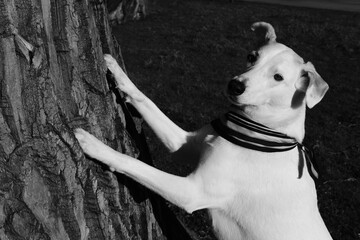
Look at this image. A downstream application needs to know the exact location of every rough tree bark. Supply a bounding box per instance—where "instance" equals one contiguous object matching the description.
[0,0,191,239]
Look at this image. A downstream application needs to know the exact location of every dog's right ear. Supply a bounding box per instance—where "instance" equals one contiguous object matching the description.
[251,22,277,45]
[295,62,329,108]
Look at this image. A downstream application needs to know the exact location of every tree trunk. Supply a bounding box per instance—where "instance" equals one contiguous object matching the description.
[0,0,191,239]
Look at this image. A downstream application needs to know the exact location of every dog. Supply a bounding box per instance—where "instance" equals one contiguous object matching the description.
[75,22,333,240]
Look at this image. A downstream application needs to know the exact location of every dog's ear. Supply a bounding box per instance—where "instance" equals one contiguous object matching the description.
[251,22,277,45]
[295,62,329,108]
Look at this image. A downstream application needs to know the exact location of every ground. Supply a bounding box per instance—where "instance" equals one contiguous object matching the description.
[112,1,360,239]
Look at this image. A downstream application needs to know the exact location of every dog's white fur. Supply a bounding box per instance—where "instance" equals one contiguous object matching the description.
[75,23,332,240]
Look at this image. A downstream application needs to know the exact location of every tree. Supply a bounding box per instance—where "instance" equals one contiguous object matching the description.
[0,0,191,239]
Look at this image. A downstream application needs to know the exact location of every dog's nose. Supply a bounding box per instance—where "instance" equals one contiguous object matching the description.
[228,79,246,95]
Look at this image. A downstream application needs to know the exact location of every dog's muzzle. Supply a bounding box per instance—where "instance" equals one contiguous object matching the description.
[228,79,246,96]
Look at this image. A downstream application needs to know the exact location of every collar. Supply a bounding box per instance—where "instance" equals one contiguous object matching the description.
[211,111,319,182]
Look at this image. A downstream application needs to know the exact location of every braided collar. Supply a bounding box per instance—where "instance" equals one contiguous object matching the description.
[211,111,319,182]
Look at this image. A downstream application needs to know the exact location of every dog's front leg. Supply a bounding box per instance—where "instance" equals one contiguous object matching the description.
[75,128,206,213]
[104,54,189,152]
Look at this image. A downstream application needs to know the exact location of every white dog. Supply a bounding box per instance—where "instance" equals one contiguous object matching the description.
[75,22,333,240]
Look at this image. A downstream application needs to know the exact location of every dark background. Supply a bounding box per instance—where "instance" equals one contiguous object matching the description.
[113,1,360,239]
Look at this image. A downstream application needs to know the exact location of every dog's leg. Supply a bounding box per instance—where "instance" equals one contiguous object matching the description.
[104,54,189,152]
[75,128,208,213]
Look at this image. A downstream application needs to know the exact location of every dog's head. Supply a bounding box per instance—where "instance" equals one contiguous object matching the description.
[227,22,329,140]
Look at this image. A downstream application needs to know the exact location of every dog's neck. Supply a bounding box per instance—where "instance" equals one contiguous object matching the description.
[229,105,306,143]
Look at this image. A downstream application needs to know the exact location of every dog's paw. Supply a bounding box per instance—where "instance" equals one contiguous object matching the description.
[74,128,114,164]
[104,54,121,74]
[104,54,135,94]
[75,128,100,158]
[75,128,126,172]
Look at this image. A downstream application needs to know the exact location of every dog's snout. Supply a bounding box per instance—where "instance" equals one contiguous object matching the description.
[228,79,246,96]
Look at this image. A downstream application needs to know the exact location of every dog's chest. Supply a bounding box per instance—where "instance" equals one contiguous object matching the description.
[201,143,319,239]
[199,133,311,200]
[191,126,319,234]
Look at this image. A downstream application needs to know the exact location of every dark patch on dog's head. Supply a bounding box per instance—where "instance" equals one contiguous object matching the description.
[291,90,306,109]
[291,70,309,108]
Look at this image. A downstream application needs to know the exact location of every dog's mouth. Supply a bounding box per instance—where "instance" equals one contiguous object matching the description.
[227,91,258,109]
[227,94,244,106]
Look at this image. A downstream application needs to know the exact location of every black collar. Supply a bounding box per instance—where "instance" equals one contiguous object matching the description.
[211,111,319,182]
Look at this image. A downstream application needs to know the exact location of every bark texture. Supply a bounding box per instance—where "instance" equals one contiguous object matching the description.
[0,0,190,239]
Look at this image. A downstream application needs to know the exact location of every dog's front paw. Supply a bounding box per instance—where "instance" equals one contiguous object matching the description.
[104,54,136,94]
[75,128,101,158]
[104,54,122,75]
[74,128,116,165]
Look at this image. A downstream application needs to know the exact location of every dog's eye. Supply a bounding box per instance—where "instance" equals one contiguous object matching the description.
[274,74,284,81]
[247,52,258,64]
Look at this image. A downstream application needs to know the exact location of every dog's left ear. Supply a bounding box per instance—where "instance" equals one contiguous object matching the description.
[295,62,329,108]
[251,22,277,46]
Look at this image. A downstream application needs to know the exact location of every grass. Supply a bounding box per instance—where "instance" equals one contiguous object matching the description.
[112,1,360,239]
